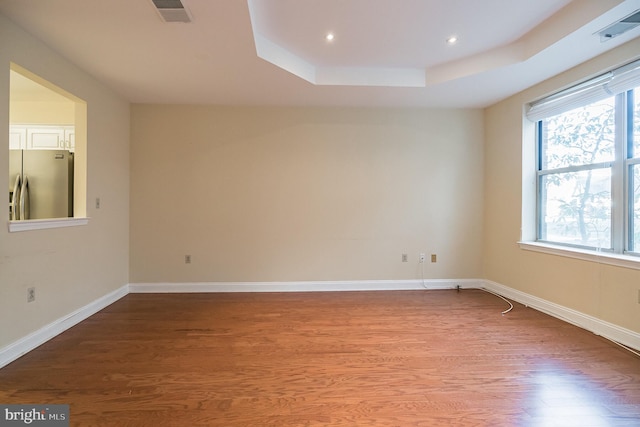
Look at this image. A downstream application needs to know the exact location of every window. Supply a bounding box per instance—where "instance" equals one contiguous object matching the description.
[631,88,640,251]
[8,63,88,232]
[528,60,640,256]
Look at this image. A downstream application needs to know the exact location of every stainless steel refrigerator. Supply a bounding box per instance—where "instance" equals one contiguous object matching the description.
[9,149,74,220]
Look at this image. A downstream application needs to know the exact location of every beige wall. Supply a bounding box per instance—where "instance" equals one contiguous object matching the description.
[10,101,74,124]
[484,37,640,334]
[0,14,130,348]
[130,106,484,283]
[5,5,638,357]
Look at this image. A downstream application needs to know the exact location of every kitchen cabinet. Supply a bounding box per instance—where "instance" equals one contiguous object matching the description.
[64,128,75,151]
[10,124,75,151]
[9,126,26,149]
[27,126,65,150]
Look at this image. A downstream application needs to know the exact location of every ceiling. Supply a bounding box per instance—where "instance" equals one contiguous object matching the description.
[1,0,640,108]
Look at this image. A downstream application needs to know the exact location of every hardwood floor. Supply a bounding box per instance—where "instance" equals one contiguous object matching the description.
[1,290,639,426]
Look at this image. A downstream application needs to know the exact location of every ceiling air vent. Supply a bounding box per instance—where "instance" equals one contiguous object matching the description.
[152,0,192,23]
[598,10,640,42]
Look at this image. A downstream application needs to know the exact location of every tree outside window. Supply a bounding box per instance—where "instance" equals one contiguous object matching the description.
[537,88,640,254]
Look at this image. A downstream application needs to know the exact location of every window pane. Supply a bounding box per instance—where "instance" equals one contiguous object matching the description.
[541,97,615,170]
[633,88,640,159]
[540,168,611,248]
[632,164,640,252]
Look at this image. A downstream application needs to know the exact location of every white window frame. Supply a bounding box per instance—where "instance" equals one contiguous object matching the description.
[520,59,640,269]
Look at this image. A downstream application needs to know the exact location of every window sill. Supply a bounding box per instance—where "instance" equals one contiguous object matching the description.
[8,217,89,233]
[518,241,640,271]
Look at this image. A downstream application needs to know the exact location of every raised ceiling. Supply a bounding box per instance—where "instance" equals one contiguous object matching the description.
[1,0,640,108]
[248,0,571,87]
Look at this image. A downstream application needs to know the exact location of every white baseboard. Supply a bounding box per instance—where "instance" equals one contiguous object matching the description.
[481,280,640,352]
[129,279,483,293]
[2,278,638,369]
[0,285,129,369]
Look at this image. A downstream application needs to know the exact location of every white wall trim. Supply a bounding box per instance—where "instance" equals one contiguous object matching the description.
[481,279,640,352]
[129,279,483,293]
[8,217,90,233]
[2,278,638,369]
[0,285,128,369]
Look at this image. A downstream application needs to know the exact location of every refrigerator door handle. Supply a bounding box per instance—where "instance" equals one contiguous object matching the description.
[19,175,30,220]
[11,173,21,220]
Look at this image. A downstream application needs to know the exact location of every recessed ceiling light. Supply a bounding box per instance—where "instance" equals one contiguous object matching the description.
[446,36,458,45]
[326,33,335,42]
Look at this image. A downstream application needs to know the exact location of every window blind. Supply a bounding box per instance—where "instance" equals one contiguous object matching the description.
[526,58,640,122]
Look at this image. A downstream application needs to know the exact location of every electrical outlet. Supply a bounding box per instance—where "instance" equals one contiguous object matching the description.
[431,254,437,263]
[95,197,101,209]
[27,287,35,303]
[401,254,408,262]
[419,253,425,263]
[185,255,191,264]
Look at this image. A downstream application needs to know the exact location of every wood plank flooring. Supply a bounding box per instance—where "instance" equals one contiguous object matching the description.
[1,290,639,426]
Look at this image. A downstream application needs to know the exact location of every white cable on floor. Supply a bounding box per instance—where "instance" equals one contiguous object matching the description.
[479,287,514,315]
[479,287,640,358]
